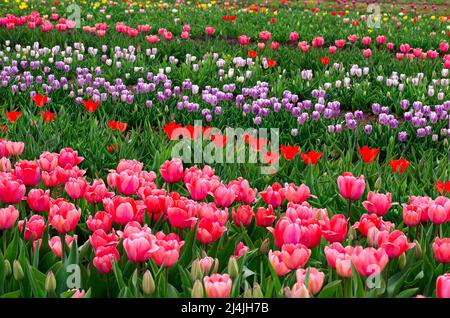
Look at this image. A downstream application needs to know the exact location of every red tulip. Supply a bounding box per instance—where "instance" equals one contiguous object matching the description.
[436,181,450,195]
[196,218,227,245]
[32,94,48,107]
[377,230,414,258]
[6,111,22,123]
[390,158,411,174]
[40,110,55,123]
[160,159,183,183]
[300,150,322,165]
[320,57,329,65]
[103,196,138,225]
[280,144,300,160]
[357,146,379,163]
[232,205,253,227]
[255,205,276,227]
[86,211,113,233]
[13,160,40,186]
[82,100,99,112]
[321,214,348,243]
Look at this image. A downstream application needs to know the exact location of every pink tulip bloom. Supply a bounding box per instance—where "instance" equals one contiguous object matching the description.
[428,204,449,224]
[204,274,232,298]
[19,215,46,240]
[351,246,389,277]
[376,35,386,45]
[49,235,77,258]
[205,26,215,36]
[335,256,353,278]
[377,230,414,258]
[361,36,371,46]
[363,48,372,58]
[58,148,84,168]
[295,267,325,295]
[103,196,138,225]
[348,34,357,43]
[123,231,158,263]
[259,30,271,41]
[400,43,410,53]
[324,242,354,269]
[337,172,365,201]
[269,250,291,276]
[84,179,114,204]
[362,192,394,216]
[86,211,113,233]
[312,36,324,48]
[232,205,253,227]
[186,176,211,201]
[13,160,40,186]
[284,183,312,204]
[151,231,184,267]
[65,177,88,199]
[212,185,235,207]
[233,242,250,259]
[289,31,299,42]
[26,189,51,213]
[0,205,19,230]
[437,274,450,298]
[89,229,119,251]
[93,246,120,274]
[433,237,450,263]
[260,182,285,208]
[196,218,227,245]
[335,39,345,48]
[281,243,311,270]
[49,200,81,234]
[321,214,348,243]
[402,204,422,226]
[255,205,276,227]
[38,151,59,171]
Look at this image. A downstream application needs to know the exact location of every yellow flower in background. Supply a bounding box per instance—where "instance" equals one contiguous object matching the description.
[19,1,27,9]
[431,16,436,20]
[383,17,388,21]
[368,28,373,33]
[403,16,408,20]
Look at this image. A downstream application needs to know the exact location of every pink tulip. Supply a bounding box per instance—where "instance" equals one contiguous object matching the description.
[151,231,184,267]
[361,36,371,46]
[58,148,84,168]
[205,26,215,36]
[103,196,138,225]
[84,179,114,204]
[433,237,450,263]
[196,256,219,274]
[0,205,19,230]
[386,42,394,50]
[284,282,310,298]
[281,243,311,270]
[284,183,312,203]
[427,50,439,59]
[123,231,158,262]
[255,205,276,227]
[348,34,357,43]
[337,172,365,201]
[232,205,253,227]
[362,192,394,216]
[237,35,250,46]
[351,246,389,277]
[196,218,227,245]
[212,185,235,207]
[335,39,345,48]
[19,215,46,240]
[5,141,24,156]
[321,214,348,243]
[13,160,40,186]
[233,242,250,259]
[324,243,354,269]
[402,204,422,226]
[270,41,279,50]
[312,36,324,47]
[166,199,197,229]
[289,31,299,42]
[376,35,386,45]
[65,177,88,199]
[428,204,449,224]
[93,246,120,274]
[89,229,118,251]
[377,230,414,258]
[26,189,51,213]
[49,235,77,258]
[86,211,113,233]
[269,250,291,275]
[0,176,26,204]
[400,43,410,53]
[295,267,325,295]
[204,274,232,298]
[38,151,59,171]
[259,30,271,41]
[328,46,337,54]
[335,256,353,278]
[363,48,372,58]
[49,200,81,234]
[260,182,285,208]
[186,176,211,201]
[352,213,394,237]
[437,274,450,298]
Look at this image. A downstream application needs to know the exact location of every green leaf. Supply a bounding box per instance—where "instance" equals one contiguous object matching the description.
[396,288,419,298]
[318,280,342,298]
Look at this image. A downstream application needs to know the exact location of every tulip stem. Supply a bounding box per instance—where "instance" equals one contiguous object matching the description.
[2,230,6,253]
[60,233,66,261]
[165,267,169,298]
[347,200,352,221]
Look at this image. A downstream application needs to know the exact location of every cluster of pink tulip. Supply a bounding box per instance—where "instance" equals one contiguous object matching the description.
[1,139,450,297]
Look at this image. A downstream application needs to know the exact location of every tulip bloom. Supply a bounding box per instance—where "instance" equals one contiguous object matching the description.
[390,158,411,174]
[295,267,325,295]
[281,243,311,270]
[123,231,158,263]
[86,211,113,233]
[232,205,253,227]
[212,185,235,208]
[377,230,414,258]
[351,247,389,277]
[280,144,300,160]
[284,183,312,204]
[49,200,81,234]
[436,274,450,298]
[357,146,379,163]
[362,192,394,216]
[186,176,211,201]
[26,189,51,213]
[13,160,40,186]
[337,172,365,201]
[300,150,322,165]
[103,196,138,225]
[321,214,348,243]
[268,250,291,276]
[255,205,276,227]
[428,204,449,224]
[0,205,19,230]
[196,218,227,245]
[203,274,232,298]
[433,237,450,263]
[402,204,422,227]
[19,215,46,240]
[160,159,183,183]
[49,235,77,258]
[260,182,285,208]
[93,246,120,274]
[151,232,184,267]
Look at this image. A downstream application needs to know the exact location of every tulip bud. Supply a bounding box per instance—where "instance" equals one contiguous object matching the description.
[4,260,11,277]
[243,288,252,298]
[190,260,202,281]
[253,283,263,298]
[45,271,56,293]
[374,177,382,190]
[227,257,239,279]
[414,240,422,259]
[347,227,356,242]
[191,280,204,298]
[260,238,270,254]
[13,260,24,281]
[142,270,155,295]
[398,253,406,270]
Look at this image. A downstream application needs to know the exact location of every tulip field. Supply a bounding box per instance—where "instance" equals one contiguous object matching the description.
[0,0,450,300]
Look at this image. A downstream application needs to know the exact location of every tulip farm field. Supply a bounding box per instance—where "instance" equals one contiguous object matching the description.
[0,0,449,302]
